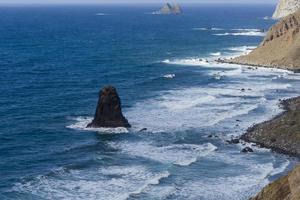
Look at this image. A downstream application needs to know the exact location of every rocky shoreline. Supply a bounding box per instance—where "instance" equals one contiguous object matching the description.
[217,59,300,73]
[241,96,300,157]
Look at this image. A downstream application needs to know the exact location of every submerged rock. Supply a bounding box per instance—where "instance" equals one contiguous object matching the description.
[87,86,131,128]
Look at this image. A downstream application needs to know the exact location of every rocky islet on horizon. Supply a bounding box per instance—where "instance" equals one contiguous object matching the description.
[152,3,182,15]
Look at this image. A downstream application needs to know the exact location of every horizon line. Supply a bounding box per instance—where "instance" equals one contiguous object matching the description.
[0,2,277,6]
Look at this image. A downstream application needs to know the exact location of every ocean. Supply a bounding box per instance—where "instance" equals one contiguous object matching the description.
[1,4,300,200]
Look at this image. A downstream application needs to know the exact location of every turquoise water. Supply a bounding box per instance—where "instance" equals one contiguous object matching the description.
[1,4,300,200]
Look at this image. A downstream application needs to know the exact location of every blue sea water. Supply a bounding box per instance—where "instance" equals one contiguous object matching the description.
[1,4,300,200]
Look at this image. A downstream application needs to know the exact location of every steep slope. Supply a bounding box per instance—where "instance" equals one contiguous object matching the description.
[273,0,300,19]
[229,10,300,71]
[250,165,300,200]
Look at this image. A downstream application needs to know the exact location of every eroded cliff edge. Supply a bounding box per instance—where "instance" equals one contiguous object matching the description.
[227,10,300,72]
[273,0,300,19]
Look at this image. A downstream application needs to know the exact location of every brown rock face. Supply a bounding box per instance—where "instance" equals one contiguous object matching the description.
[230,9,300,71]
[263,14,300,45]
[250,165,300,200]
[87,86,131,128]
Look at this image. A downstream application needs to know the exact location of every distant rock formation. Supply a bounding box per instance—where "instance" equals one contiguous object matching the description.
[273,0,300,19]
[153,3,182,15]
[228,10,300,71]
[250,165,300,200]
[87,86,131,128]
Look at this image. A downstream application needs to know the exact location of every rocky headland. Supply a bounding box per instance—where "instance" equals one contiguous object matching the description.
[273,0,300,19]
[87,86,131,128]
[225,9,300,72]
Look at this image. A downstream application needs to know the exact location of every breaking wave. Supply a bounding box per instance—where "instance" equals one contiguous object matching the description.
[108,141,218,166]
[214,31,266,37]
[67,117,129,134]
[13,166,170,200]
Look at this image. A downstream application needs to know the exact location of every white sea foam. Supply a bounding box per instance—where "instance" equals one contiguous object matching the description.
[192,27,224,31]
[231,28,261,31]
[163,74,176,79]
[109,141,217,166]
[160,94,216,111]
[95,13,111,16]
[269,160,290,176]
[125,80,291,132]
[162,58,211,66]
[209,68,243,78]
[174,151,292,200]
[13,165,170,200]
[214,31,266,37]
[161,45,257,68]
[210,52,222,56]
[67,117,129,134]
[226,46,257,52]
[176,163,273,200]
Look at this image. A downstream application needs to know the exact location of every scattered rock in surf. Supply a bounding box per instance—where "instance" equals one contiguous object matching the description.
[87,86,131,128]
[139,128,148,132]
[226,138,240,144]
[241,147,254,153]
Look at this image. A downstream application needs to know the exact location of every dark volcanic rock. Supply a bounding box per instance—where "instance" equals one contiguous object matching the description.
[242,96,300,156]
[226,138,240,144]
[139,128,147,132]
[87,86,131,128]
[241,147,254,153]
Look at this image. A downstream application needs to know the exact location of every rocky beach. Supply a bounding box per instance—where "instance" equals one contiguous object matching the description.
[242,97,300,157]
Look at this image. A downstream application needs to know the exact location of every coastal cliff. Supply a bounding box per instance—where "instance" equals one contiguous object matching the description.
[273,0,300,19]
[228,10,300,72]
[250,165,300,200]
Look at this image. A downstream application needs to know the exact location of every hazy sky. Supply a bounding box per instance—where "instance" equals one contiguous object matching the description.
[0,0,278,5]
